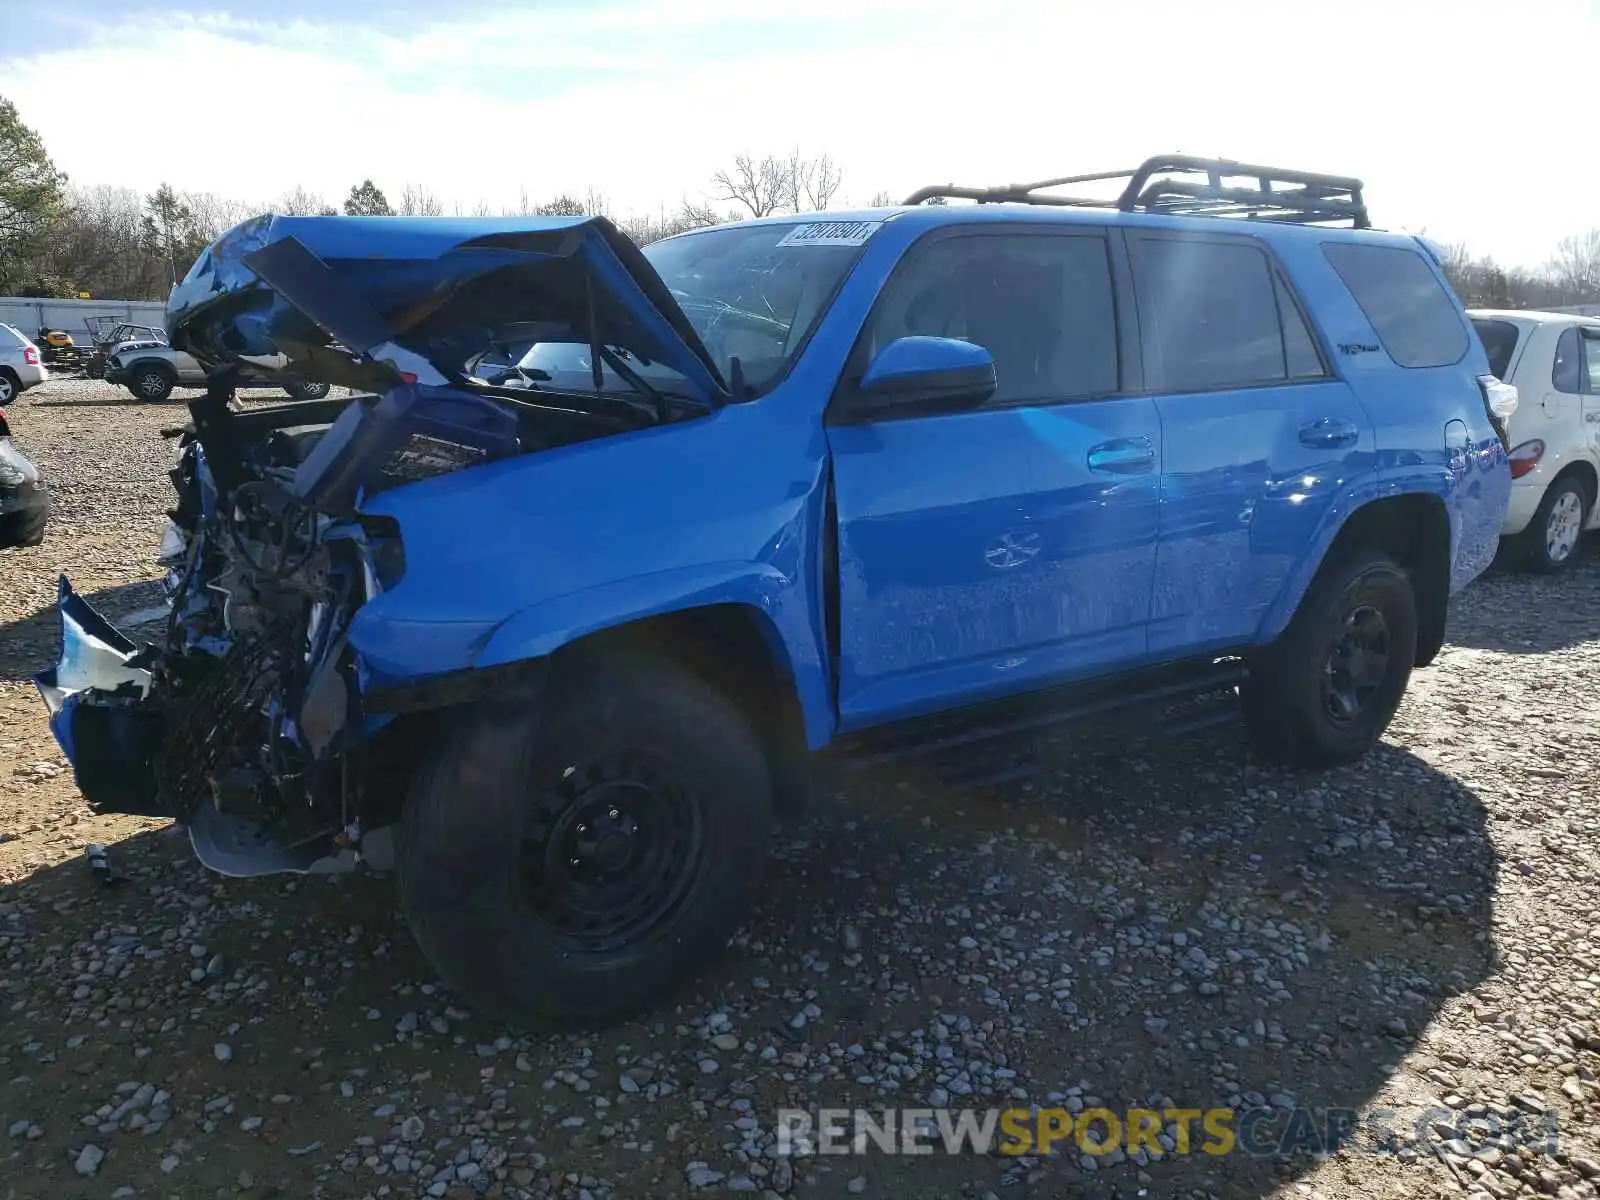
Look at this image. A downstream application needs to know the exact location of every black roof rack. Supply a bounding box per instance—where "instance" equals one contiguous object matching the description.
[902,155,1370,229]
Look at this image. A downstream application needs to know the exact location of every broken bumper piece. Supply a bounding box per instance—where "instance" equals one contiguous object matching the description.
[32,577,392,878]
[34,575,167,818]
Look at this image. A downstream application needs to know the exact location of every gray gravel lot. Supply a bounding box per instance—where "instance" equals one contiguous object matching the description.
[1,377,1598,1200]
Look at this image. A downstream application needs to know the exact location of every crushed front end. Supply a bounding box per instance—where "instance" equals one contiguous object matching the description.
[36,382,435,874]
[32,211,726,878]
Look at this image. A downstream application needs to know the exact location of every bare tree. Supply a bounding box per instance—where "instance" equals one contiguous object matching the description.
[677,198,722,230]
[397,183,445,217]
[276,185,335,216]
[186,190,257,237]
[616,198,725,246]
[790,150,842,212]
[711,153,788,219]
[1546,230,1600,302]
[868,189,895,208]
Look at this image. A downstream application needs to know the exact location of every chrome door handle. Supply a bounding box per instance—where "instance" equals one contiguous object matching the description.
[1299,417,1360,449]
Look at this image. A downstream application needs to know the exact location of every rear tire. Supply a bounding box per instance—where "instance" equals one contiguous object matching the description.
[0,370,17,405]
[1242,550,1417,769]
[0,502,46,548]
[396,653,773,1029]
[1514,475,1589,573]
[284,381,330,401]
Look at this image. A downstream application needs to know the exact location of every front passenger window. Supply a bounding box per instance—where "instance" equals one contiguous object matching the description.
[862,232,1119,405]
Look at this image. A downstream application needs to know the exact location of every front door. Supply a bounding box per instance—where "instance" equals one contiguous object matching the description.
[825,228,1162,729]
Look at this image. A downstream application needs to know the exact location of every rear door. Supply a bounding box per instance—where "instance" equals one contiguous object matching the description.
[1124,230,1376,656]
[825,226,1162,727]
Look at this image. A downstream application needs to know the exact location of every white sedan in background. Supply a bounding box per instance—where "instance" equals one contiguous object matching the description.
[1471,309,1600,571]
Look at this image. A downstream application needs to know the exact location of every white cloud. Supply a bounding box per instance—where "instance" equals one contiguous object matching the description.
[4,0,1596,264]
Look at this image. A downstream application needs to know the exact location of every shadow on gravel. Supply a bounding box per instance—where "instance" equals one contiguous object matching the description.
[0,578,166,683]
[21,397,179,409]
[0,717,1499,1199]
[1444,549,1600,654]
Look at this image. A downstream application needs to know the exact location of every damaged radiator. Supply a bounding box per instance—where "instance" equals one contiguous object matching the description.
[153,631,283,823]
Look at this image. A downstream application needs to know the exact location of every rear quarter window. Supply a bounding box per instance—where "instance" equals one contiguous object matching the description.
[1322,243,1469,369]
[1471,318,1521,380]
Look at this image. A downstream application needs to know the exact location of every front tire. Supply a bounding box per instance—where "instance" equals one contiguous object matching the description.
[129,364,175,402]
[284,380,330,401]
[1514,476,1589,573]
[1242,551,1418,769]
[397,653,774,1029]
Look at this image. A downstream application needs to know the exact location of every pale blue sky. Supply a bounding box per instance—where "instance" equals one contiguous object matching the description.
[3,0,1597,266]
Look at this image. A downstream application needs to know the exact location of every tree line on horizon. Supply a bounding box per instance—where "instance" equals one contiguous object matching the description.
[2,96,1597,309]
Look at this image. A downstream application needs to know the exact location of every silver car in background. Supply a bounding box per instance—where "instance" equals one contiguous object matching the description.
[0,323,50,404]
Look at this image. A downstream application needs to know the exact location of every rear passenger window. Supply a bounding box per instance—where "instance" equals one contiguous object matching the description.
[1128,236,1323,392]
[1553,328,1583,394]
[863,232,1119,404]
[1321,242,1469,368]
[1472,318,1522,380]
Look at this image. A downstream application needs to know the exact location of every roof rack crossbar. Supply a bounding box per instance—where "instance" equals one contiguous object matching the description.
[903,154,1371,228]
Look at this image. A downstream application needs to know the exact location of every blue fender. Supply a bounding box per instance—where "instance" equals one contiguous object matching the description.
[473,562,835,750]
[1254,473,1448,644]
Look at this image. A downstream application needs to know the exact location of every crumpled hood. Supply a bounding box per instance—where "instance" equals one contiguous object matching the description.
[166,213,729,405]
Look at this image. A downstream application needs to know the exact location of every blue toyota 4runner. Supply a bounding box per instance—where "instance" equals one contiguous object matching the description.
[36,156,1514,1027]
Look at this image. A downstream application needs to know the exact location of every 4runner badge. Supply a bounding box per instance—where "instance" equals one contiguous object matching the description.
[1338,342,1381,356]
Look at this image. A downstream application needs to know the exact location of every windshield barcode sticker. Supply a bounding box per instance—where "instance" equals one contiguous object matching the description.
[776,221,883,247]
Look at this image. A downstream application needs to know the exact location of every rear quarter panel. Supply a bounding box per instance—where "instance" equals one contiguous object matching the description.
[1268,233,1508,601]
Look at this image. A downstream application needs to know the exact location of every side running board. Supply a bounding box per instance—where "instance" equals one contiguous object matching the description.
[829,657,1249,788]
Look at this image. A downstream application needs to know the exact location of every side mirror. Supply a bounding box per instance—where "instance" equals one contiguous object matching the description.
[855,336,996,416]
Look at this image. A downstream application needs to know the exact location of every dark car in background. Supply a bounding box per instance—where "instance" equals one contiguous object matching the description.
[0,404,48,547]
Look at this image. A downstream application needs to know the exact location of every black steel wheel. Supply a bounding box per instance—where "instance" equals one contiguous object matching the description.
[1242,550,1417,768]
[397,651,773,1029]
[1319,604,1391,725]
[521,752,709,953]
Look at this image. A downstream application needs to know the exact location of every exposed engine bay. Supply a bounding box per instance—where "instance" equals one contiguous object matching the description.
[41,367,697,876]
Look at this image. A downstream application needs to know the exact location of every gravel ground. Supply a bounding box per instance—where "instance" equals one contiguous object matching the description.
[2,377,1598,1200]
